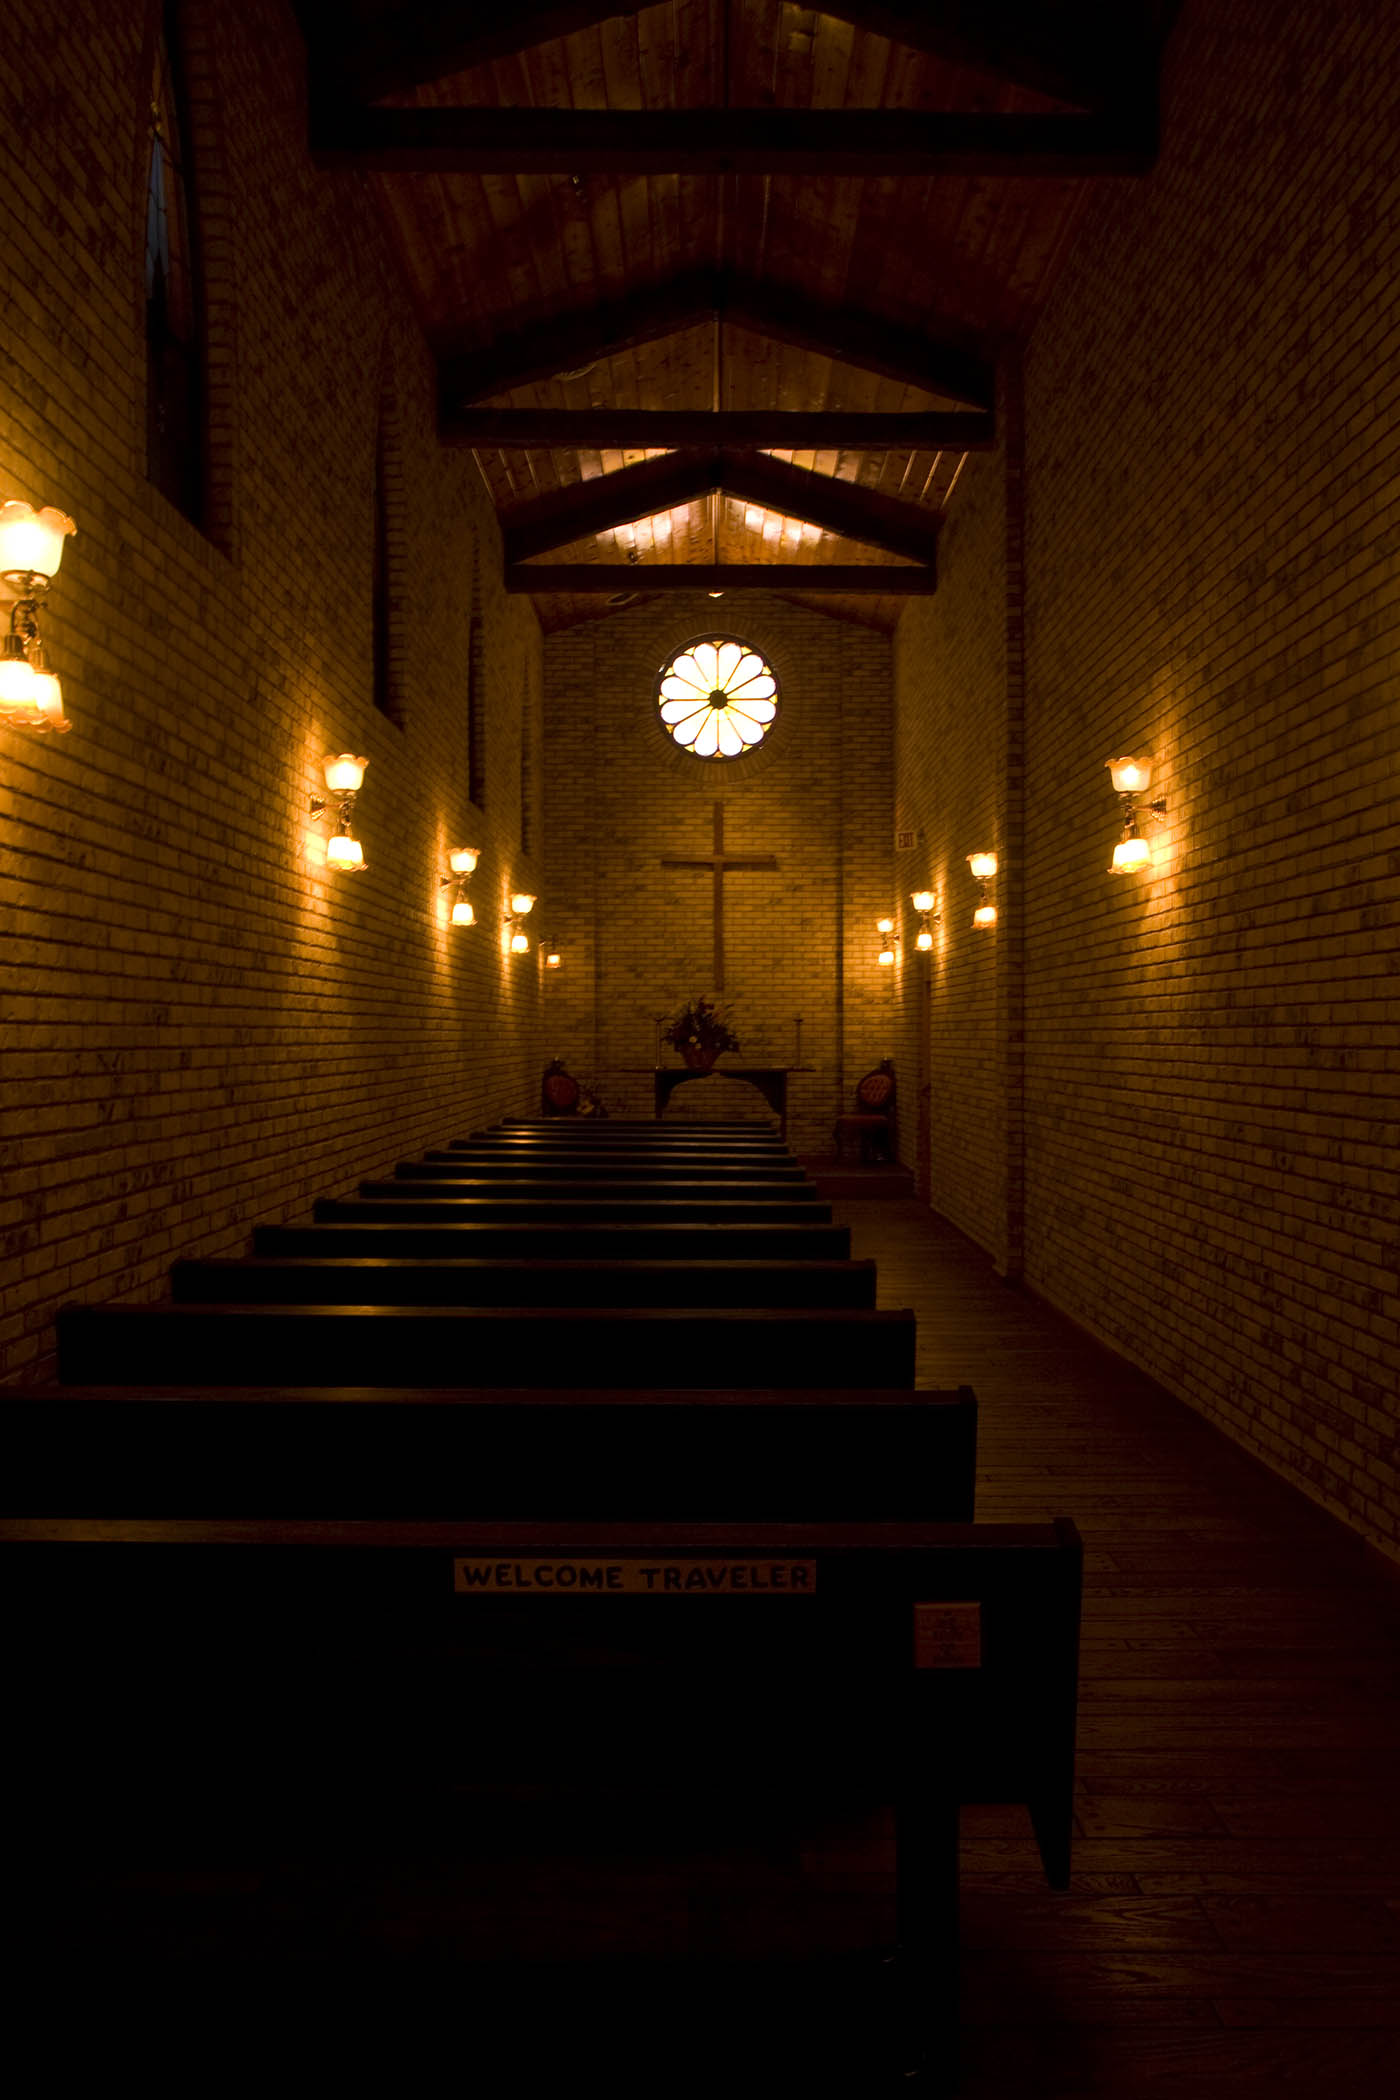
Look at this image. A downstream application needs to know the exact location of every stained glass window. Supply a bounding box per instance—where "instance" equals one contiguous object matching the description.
[656,637,780,760]
[145,10,201,518]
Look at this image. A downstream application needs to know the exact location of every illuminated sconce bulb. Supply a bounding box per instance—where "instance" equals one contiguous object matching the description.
[0,501,76,583]
[878,946,895,966]
[916,927,933,951]
[1111,834,1151,875]
[451,896,475,926]
[876,917,895,935]
[326,832,364,871]
[510,892,536,916]
[910,891,935,914]
[973,903,997,928]
[544,947,562,969]
[0,643,39,710]
[323,753,368,794]
[511,929,530,954]
[31,667,65,724]
[967,852,997,883]
[449,845,480,875]
[1107,755,1153,796]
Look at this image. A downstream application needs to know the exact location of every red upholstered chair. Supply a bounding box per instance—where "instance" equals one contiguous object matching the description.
[541,1063,581,1115]
[833,1060,896,1163]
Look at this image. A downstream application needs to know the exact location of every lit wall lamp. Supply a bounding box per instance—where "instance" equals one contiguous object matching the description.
[967,852,997,927]
[0,499,76,733]
[910,889,939,951]
[543,940,562,970]
[1106,755,1166,874]
[442,844,480,925]
[505,890,536,953]
[876,916,897,967]
[309,753,368,871]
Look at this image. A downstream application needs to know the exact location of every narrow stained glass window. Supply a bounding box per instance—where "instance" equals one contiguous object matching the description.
[145,9,201,519]
[656,637,780,760]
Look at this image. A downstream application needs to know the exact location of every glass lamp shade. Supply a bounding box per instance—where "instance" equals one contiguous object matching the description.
[967,852,998,883]
[510,892,536,916]
[916,927,934,951]
[973,903,997,928]
[877,947,896,967]
[0,500,76,581]
[910,890,935,913]
[1107,755,1153,795]
[449,846,480,876]
[510,929,530,954]
[1111,834,1151,874]
[31,668,68,728]
[450,897,475,926]
[875,917,895,935]
[325,832,364,871]
[0,650,39,710]
[323,753,368,794]
[545,949,562,969]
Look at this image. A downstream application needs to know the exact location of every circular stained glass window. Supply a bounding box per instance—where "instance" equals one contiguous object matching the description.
[656,636,780,760]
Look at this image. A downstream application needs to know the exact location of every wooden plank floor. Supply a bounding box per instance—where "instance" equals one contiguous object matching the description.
[850,1200,1400,2093]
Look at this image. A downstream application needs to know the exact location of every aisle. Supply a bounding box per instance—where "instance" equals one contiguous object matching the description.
[840,1199,1400,2093]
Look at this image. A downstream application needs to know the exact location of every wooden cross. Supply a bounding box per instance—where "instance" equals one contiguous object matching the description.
[660,800,778,990]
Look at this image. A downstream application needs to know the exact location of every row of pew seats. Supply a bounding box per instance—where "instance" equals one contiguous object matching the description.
[0,1116,1081,2090]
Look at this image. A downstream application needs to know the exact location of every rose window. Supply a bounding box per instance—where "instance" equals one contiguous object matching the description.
[656,637,780,759]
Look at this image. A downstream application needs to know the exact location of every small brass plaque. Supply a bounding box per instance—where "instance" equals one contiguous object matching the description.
[912,1601,981,1669]
[454,1558,818,1596]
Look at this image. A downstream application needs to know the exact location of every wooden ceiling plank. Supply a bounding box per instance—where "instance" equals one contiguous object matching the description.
[311,106,1159,180]
[442,407,996,447]
[505,562,937,594]
[439,269,721,404]
[716,449,939,564]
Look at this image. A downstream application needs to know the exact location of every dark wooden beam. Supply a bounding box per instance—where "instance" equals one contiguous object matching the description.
[310,105,1157,179]
[438,269,994,411]
[443,408,996,450]
[502,447,941,565]
[503,452,721,565]
[504,564,937,596]
[718,452,940,566]
[293,2,648,103]
[816,4,1153,111]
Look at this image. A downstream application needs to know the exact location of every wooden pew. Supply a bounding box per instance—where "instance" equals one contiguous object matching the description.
[171,1256,880,1307]
[415,1153,812,1181]
[371,1172,823,1201]
[315,1195,834,1224]
[0,1384,976,1519]
[0,1508,1077,2086]
[254,1219,854,1260]
[55,1303,918,1388]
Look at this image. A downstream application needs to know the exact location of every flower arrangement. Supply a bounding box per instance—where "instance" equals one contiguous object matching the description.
[662,995,741,1067]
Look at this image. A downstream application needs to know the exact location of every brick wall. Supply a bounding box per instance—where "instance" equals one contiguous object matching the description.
[542,594,893,1151]
[895,0,1400,1558]
[0,0,544,1382]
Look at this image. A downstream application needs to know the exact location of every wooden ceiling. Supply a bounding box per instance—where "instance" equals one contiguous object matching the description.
[294,3,1172,628]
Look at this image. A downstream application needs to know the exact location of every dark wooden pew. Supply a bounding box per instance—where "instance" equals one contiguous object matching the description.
[171,1256,880,1308]
[316,1195,834,1225]
[254,1219,854,1260]
[372,1172,823,1201]
[417,1153,811,1181]
[56,1303,918,1388]
[0,1508,1077,2086]
[0,1384,976,1520]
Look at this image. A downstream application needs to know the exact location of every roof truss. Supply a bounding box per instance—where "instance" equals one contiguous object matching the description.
[505,563,937,596]
[443,408,994,449]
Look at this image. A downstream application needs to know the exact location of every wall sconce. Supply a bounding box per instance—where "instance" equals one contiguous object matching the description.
[543,940,562,970]
[876,916,897,967]
[441,845,480,925]
[505,918,530,954]
[510,891,536,917]
[967,852,997,927]
[0,499,76,733]
[309,753,367,871]
[1106,755,1166,874]
[910,889,939,951]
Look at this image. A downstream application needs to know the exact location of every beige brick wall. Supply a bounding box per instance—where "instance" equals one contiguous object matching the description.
[542,594,894,1151]
[0,0,544,1381]
[895,0,1400,1558]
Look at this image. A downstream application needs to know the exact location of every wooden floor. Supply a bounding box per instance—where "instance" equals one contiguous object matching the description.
[854,1199,1400,2093]
[24,1196,1400,2091]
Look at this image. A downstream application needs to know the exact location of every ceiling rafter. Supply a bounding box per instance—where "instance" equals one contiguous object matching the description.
[294,2,1155,112]
[504,563,937,596]
[438,269,995,412]
[308,104,1158,180]
[503,449,941,567]
[442,408,995,449]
